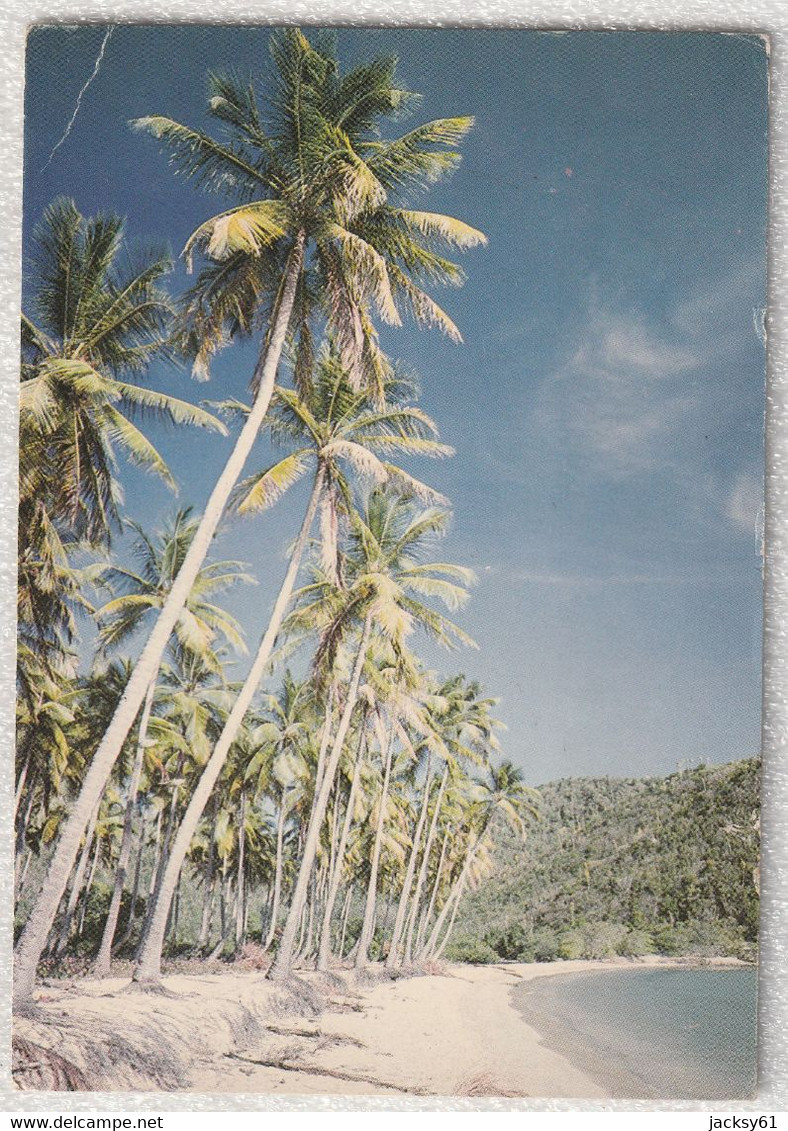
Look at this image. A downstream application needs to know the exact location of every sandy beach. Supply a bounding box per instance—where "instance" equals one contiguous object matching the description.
[13,957,746,1097]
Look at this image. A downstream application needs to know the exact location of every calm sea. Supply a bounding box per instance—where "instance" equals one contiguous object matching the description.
[512,966,757,1099]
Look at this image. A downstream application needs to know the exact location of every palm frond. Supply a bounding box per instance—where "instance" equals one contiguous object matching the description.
[132,116,269,198]
[232,449,313,514]
[183,200,290,270]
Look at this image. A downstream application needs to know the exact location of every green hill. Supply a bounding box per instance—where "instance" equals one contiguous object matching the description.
[448,758,760,964]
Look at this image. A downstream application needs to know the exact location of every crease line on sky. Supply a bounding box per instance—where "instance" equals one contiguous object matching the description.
[42,26,114,172]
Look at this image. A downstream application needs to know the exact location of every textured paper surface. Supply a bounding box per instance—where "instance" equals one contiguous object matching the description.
[1,4,785,1113]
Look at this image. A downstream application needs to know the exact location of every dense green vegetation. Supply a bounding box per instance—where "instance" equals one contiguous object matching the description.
[447,759,760,964]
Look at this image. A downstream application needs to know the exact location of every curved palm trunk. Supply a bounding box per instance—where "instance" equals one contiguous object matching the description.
[317,731,364,970]
[133,463,322,984]
[269,613,373,981]
[14,232,306,1009]
[386,755,432,970]
[14,747,32,823]
[421,862,462,962]
[433,876,466,962]
[433,839,488,963]
[93,677,156,976]
[406,764,449,962]
[356,724,393,969]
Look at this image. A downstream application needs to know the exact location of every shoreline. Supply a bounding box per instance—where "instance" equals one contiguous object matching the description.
[509,958,757,1100]
[13,956,752,1097]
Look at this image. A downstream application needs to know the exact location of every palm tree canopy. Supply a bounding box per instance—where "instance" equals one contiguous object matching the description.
[134,29,486,396]
[20,199,225,546]
[285,488,477,684]
[94,507,254,668]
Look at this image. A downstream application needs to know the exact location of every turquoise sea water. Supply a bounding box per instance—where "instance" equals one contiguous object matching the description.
[512,967,757,1099]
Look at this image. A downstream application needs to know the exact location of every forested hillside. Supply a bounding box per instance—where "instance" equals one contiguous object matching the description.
[447,758,760,963]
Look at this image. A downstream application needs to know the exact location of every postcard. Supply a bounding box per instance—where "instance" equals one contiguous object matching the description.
[12,25,767,1099]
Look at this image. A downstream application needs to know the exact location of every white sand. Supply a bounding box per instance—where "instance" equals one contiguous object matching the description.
[14,957,745,1097]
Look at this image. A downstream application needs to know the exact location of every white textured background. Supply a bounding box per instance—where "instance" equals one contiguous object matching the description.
[0,2,785,1114]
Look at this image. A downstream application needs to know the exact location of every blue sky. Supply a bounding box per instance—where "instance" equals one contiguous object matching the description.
[23,26,768,784]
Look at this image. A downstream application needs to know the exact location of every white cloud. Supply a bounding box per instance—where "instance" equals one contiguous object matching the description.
[726,472,763,535]
[537,304,702,475]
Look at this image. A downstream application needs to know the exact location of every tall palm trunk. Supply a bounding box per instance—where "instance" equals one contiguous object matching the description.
[312,686,335,805]
[356,724,393,968]
[387,755,432,969]
[78,837,101,937]
[15,781,38,897]
[136,761,183,959]
[406,764,449,962]
[198,876,217,952]
[234,790,247,949]
[147,810,163,897]
[270,613,373,981]
[415,828,450,961]
[17,850,33,899]
[317,731,364,969]
[264,794,288,950]
[94,678,156,975]
[422,835,480,961]
[114,819,147,954]
[133,465,323,983]
[14,747,32,823]
[197,797,219,951]
[338,884,354,959]
[14,232,306,1009]
[52,803,99,958]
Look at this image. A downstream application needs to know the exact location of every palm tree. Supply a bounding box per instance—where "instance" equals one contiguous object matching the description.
[92,510,251,974]
[14,30,483,1008]
[398,676,502,965]
[19,200,221,672]
[132,357,450,982]
[241,675,313,950]
[352,644,433,969]
[316,716,368,969]
[423,760,539,961]
[269,488,476,979]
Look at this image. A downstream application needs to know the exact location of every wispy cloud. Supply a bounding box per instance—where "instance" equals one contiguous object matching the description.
[534,301,702,475]
[527,261,764,535]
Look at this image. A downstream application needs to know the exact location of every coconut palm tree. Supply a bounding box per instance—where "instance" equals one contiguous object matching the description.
[19,200,221,673]
[422,760,539,961]
[397,676,502,965]
[269,488,476,979]
[241,674,313,950]
[92,511,251,974]
[14,31,484,1008]
[131,356,450,981]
